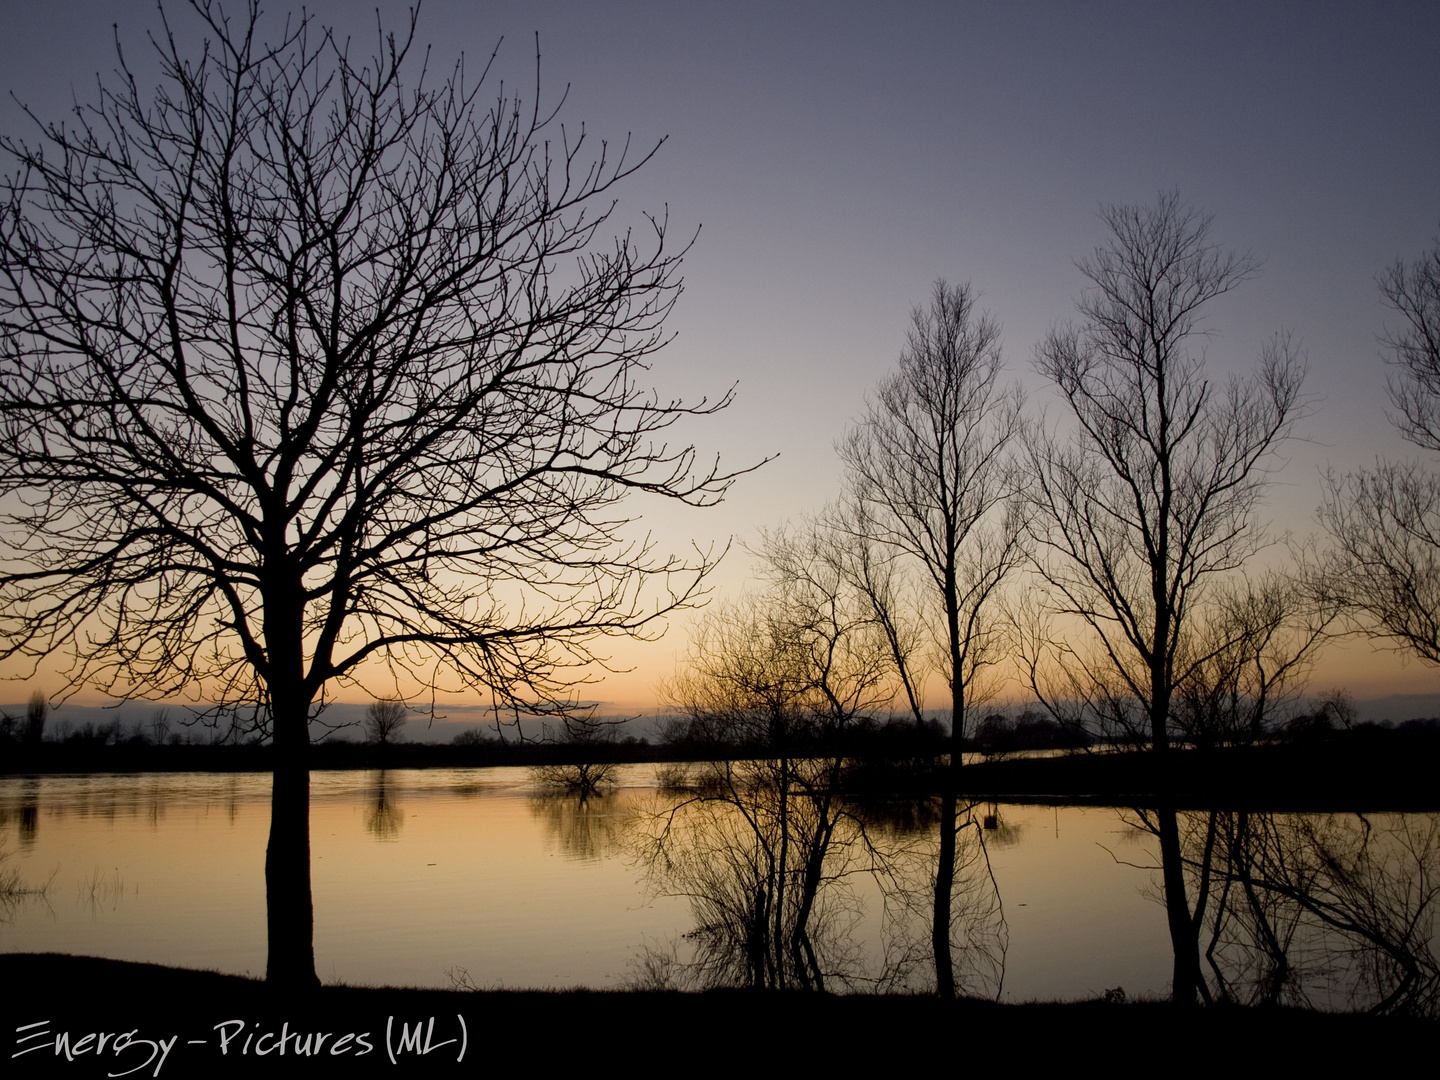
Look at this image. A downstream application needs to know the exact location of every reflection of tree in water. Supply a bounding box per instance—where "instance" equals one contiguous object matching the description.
[1,778,43,848]
[0,837,53,921]
[1158,809,1440,1015]
[531,791,626,862]
[864,799,1008,998]
[981,802,1025,848]
[632,757,865,991]
[641,521,925,992]
[632,772,1007,996]
[365,771,403,841]
[843,791,945,836]
[76,866,131,918]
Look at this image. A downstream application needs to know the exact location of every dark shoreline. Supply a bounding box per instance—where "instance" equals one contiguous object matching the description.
[1,953,1432,1076]
[4,730,1438,810]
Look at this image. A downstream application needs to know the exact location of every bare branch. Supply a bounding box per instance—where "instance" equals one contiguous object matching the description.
[1322,232,1440,667]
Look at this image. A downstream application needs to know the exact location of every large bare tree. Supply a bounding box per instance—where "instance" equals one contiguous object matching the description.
[0,1,745,988]
[1321,234,1440,664]
[1027,192,1305,1005]
[839,279,1025,999]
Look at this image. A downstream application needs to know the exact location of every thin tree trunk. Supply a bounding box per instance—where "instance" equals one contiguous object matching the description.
[790,777,838,992]
[934,563,966,999]
[774,752,790,989]
[933,782,958,998]
[1152,677,1201,1005]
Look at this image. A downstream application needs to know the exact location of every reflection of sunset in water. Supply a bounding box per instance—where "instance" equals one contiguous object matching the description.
[0,770,687,988]
[1,770,1433,1007]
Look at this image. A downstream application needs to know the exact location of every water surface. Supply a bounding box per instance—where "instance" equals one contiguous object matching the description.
[3,768,1425,1005]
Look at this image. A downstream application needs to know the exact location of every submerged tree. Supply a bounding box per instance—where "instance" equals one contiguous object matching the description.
[0,2,745,988]
[1027,193,1306,1004]
[530,711,626,798]
[650,522,896,990]
[1170,571,1332,749]
[840,279,1025,998]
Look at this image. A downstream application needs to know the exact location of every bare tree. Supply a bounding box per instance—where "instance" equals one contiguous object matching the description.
[654,520,897,991]
[1027,192,1305,1004]
[665,519,900,752]
[23,691,47,746]
[839,279,1025,998]
[364,700,408,747]
[148,708,172,747]
[0,2,748,988]
[530,710,626,797]
[1321,234,1440,664]
[1172,570,1332,749]
[1015,566,1331,751]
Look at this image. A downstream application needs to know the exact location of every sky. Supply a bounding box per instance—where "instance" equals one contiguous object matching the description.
[2,1,1439,729]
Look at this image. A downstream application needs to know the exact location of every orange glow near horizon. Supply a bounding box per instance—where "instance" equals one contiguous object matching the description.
[6,620,1439,721]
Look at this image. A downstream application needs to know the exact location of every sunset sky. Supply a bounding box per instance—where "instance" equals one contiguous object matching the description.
[3,1,1439,728]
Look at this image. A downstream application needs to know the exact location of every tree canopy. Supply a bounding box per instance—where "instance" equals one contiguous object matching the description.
[0,0,740,721]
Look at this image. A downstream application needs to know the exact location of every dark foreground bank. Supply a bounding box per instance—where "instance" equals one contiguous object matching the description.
[1,954,1431,1077]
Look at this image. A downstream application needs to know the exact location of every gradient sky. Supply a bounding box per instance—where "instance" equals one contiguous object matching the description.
[3,1,1439,723]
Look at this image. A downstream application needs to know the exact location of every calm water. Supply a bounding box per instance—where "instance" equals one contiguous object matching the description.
[0,768,1430,1005]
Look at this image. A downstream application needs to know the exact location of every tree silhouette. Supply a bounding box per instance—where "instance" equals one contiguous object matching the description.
[1026,192,1305,1005]
[839,279,1024,998]
[364,700,408,747]
[1321,234,1440,665]
[530,711,626,798]
[655,521,896,990]
[1170,572,1331,750]
[1194,809,1440,1014]
[0,1,746,988]
[23,692,47,746]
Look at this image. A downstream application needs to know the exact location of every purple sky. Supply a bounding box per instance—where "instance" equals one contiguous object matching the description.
[3,1,1439,720]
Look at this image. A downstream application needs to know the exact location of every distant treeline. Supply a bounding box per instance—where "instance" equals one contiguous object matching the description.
[4,706,1438,789]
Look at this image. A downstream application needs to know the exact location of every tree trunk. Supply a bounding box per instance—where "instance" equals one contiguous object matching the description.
[790,781,837,992]
[1151,678,1200,1005]
[774,751,790,989]
[1157,801,1200,1007]
[934,562,966,999]
[933,782,958,999]
[265,692,319,990]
